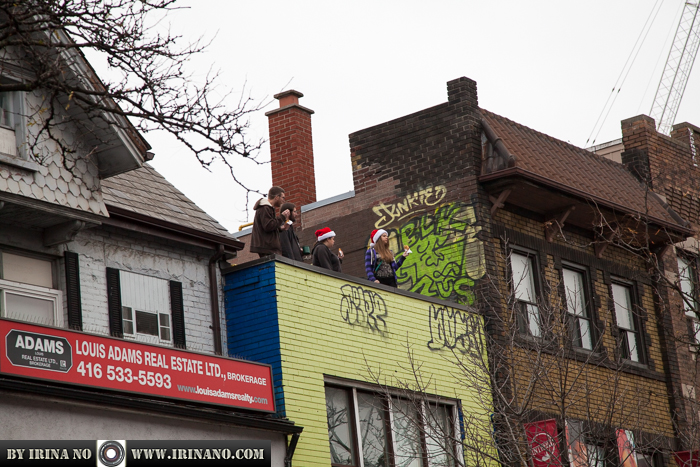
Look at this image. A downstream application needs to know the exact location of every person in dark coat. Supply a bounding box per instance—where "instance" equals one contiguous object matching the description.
[312,227,344,272]
[250,187,290,257]
[279,202,303,261]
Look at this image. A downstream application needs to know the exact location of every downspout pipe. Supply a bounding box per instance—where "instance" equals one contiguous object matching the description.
[285,432,301,467]
[209,244,225,355]
[481,118,516,168]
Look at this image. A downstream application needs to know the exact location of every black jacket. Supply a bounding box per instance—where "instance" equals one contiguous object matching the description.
[312,242,342,273]
[280,227,303,261]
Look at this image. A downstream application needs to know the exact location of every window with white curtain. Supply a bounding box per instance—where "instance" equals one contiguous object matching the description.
[610,283,641,362]
[325,384,459,467]
[677,256,700,344]
[119,270,171,344]
[0,251,62,326]
[510,251,541,337]
[562,267,593,350]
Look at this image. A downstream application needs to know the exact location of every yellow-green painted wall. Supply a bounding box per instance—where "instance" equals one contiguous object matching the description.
[273,262,490,467]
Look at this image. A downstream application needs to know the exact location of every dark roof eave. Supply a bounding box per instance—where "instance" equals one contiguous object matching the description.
[106,204,244,251]
[479,168,695,238]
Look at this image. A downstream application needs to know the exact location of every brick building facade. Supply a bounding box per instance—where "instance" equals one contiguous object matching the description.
[252,77,700,464]
[618,115,700,452]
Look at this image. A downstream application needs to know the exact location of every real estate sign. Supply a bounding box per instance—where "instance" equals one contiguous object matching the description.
[0,318,275,413]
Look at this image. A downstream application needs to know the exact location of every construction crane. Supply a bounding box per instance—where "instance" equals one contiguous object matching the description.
[650,2,700,135]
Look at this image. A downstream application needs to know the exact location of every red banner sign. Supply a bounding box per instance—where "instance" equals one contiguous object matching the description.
[675,451,700,467]
[525,419,561,467]
[0,319,275,413]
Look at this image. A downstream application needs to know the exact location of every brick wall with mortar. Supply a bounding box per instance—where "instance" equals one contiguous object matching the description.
[621,115,700,445]
[233,76,686,453]
[487,207,677,448]
[56,224,227,354]
[298,78,489,306]
[232,91,318,267]
[266,90,317,211]
[224,259,492,467]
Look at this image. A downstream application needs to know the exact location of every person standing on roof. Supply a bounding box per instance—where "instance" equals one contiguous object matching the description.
[250,187,290,258]
[279,202,303,261]
[365,229,411,287]
[312,227,343,272]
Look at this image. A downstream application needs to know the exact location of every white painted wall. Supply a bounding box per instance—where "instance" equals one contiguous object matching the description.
[58,225,227,354]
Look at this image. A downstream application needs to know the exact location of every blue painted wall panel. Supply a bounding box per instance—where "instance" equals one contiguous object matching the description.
[223,263,286,416]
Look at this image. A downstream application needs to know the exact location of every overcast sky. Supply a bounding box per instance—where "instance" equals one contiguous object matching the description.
[141,1,700,233]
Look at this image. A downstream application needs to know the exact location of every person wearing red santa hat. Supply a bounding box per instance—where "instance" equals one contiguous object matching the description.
[312,227,344,272]
[365,229,411,287]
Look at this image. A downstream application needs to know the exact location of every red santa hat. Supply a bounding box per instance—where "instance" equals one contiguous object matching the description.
[315,227,336,242]
[370,229,387,246]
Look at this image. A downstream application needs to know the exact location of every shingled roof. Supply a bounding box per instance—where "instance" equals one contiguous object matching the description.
[102,163,235,240]
[480,109,689,232]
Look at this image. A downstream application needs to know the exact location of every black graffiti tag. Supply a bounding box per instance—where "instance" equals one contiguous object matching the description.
[340,284,388,334]
[427,304,481,355]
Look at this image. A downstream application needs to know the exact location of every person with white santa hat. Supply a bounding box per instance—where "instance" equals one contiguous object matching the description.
[365,229,411,287]
[312,227,344,272]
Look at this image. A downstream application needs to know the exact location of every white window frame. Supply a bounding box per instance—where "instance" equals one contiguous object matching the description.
[121,306,172,344]
[118,271,172,346]
[324,377,463,467]
[610,281,642,363]
[562,265,594,350]
[677,256,700,345]
[510,250,541,338]
[0,278,63,327]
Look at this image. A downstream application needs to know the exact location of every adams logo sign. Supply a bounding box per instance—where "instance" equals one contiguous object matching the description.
[6,329,72,372]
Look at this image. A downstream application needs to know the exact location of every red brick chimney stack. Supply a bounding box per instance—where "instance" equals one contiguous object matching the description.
[265,90,317,210]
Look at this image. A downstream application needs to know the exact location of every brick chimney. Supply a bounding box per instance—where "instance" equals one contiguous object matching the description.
[265,90,317,210]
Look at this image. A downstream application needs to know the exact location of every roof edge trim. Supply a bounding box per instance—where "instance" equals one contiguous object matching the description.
[479,168,694,237]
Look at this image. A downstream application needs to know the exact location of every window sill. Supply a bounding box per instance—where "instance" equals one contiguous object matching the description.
[571,346,598,357]
[620,358,651,373]
[0,153,41,172]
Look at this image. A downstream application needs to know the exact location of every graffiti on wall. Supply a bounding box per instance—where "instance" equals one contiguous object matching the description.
[376,194,484,305]
[340,284,388,335]
[373,185,447,229]
[427,304,482,356]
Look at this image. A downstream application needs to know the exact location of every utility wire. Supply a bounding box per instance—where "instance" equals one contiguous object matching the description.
[638,0,685,113]
[591,1,665,146]
[585,0,665,148]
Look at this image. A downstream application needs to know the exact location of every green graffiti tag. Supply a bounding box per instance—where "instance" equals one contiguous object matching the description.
[392,198,485,305]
